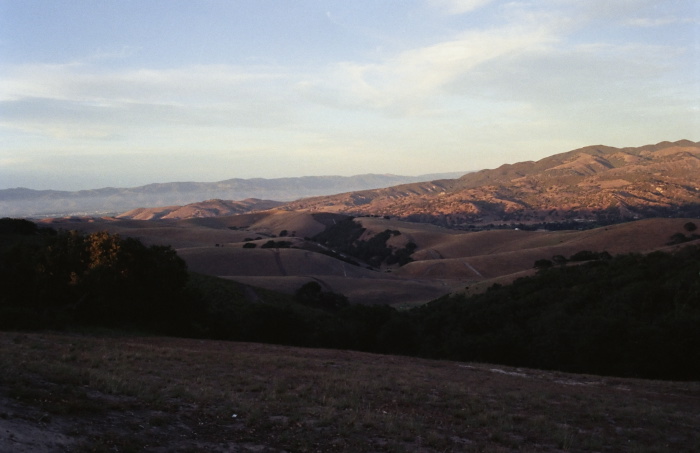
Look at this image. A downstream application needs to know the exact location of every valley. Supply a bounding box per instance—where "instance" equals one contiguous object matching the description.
[39,212,699,307]
[3,139,699,451]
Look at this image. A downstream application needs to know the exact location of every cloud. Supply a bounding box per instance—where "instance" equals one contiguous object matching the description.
[85,46,141,63]
[625,16,699,27]
[300,22,557,115]
[429,0,495,15]
[1,0,696,189]
[448,41,681,105]
[0,156,30,168]
[0,63,301,142]
[0,63,286,104]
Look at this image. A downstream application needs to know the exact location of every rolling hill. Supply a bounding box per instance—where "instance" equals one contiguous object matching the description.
[116,198,284,220]
[31,139,700,306]
[283,140,700,226]
[39,212,700,307]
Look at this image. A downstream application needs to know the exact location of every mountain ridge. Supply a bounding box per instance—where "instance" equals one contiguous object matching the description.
[282,140,700,226]
[0,171,467,218]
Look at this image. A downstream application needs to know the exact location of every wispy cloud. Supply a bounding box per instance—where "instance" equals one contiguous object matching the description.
[0,63,286,103]
[300,7,562,116]
[0,63,301,142]
[84,46,141,63]
[429,0,495,15]
[302,28,556,115]
[625,16,699,27]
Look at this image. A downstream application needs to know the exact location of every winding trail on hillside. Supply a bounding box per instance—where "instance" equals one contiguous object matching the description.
[462,260,483,278]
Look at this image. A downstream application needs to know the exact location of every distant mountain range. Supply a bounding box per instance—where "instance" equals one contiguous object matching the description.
[8,140,698,225]
[283,140,700,226]
[0,172,466,218]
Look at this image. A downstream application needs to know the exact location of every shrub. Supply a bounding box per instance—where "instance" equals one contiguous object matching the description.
[534,259,553,269]
[261,240,292,249]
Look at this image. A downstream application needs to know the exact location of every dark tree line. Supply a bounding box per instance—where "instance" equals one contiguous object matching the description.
[1,225,190,332]
[189,245,700,380]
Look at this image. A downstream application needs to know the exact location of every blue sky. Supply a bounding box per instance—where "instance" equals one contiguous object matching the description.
[1,0,698,190]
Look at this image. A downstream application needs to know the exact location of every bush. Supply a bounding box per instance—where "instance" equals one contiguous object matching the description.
[294,281,349,312]
[261,240,292,249]
[569,250,612,262]
[534,259,553,269]
[667,232,691,245]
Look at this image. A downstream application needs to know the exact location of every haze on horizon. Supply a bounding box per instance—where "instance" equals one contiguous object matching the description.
[1,0,698,191]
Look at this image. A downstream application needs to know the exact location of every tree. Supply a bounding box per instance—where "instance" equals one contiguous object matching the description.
[552,255,568,265]
[668,232,690,245]
[0,218,39,235]
[534,259,553,269]
[294,281,349,312]
[0,229,189,330]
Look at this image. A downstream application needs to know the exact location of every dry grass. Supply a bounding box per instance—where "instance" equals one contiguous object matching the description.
[1,331,699,452]
[40,216,699,306]
[394,218,698,281]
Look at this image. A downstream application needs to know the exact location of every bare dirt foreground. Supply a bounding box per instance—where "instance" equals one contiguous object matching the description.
[1,332,699,452]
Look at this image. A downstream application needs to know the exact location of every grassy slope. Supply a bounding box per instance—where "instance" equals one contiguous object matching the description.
[393,217,698,281]
[1,331,699,453]
[38,215,699,306]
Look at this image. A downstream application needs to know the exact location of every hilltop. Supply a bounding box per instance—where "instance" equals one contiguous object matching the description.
[283,140,700,226]
[84,140,700,229]
[117,198,285,221]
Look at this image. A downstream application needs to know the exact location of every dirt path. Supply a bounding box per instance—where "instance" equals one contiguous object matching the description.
[462,260,483,277]
[270,250,287,276]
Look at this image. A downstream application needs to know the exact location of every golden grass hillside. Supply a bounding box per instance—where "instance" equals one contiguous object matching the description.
[39,214,699,306]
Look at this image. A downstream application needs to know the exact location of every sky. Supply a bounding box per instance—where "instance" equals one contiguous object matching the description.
[1,0,698,191]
